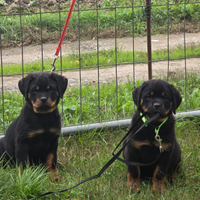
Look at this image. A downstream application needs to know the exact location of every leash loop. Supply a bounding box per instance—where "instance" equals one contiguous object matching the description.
[50,0,77,72]
[51,56,58,72]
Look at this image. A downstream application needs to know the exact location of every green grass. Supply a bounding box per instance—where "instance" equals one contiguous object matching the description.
[0,1,200,45]
[0,0,199,197]
[0,62,200,199]
[2,44,200,75]
[1,71,200,133]
[0,117,199,199]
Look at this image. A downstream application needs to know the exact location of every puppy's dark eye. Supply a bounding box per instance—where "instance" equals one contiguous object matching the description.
[48,86,55,91]
[32,87,39,92]
[163,94,168,100]
[146,94,152,99]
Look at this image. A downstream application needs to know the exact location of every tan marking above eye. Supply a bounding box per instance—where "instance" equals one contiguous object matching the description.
[36,86,39,90]
[162,92,165,96]
[47,85,50,89]
[151,92,154,95]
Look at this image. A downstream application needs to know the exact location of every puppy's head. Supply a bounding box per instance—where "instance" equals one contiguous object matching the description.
[132,79,182,120]
[18,72,68,114]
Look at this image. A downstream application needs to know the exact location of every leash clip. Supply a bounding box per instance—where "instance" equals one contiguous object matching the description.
[51,56,58,72]
[155,130,163,152]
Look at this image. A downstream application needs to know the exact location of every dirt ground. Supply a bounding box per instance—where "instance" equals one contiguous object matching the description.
[1,32,200,91]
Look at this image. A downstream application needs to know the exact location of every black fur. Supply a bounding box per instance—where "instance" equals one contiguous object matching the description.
[0,72,68,180]
[123,79,182,193]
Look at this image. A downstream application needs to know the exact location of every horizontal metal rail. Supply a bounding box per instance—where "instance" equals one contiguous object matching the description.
[61,110,200,136]
[1,110,199,139]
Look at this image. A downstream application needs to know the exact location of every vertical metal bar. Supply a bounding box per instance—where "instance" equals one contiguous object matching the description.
[78,0,82,124]
[58,0,64,125]
[39,0,44,72]
[183,0,187,111]
[132,0,136,112]
[0,27,5,134]
[96,0,100,122]
[19,0,24,79]
[58,0,63,76]
[114,1,118,119]
[146,0,152,80]
[167,0,169,82]
[132,1,135,87]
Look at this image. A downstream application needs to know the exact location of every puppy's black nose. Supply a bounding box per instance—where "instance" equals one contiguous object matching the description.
[40,97,47,102]
[154,103,161,108]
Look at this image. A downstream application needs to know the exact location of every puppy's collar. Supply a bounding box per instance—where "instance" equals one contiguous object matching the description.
[140,112,168,133]
[140,113,168,152]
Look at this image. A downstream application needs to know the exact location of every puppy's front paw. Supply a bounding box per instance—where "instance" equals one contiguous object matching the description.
[50,171,59,182]
[152,179,165,194]
[126,173,140,193]
[126,183,140,193]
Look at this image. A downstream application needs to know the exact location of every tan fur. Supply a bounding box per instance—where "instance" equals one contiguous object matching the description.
[132,140,172,152]
[28,129,44,138]
[126,168,140,192]
[46,153,59,181]
[152,165,166,193]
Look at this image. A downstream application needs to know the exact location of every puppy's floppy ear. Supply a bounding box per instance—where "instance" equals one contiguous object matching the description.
[132,82,147,108]
[50,73,68,98]
[18,74,34,100]
[168,84,182,114]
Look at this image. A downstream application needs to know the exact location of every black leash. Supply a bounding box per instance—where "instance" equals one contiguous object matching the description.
[112,113,164,167]
[27,113,160,199]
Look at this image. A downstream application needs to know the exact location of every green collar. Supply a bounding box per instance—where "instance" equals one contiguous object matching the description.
[140,113,168,133]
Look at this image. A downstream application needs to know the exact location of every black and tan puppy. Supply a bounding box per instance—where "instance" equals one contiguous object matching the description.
[0,72,68,180]
[123,79,182,193]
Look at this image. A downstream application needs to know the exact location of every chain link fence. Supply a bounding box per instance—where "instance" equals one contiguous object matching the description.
[0,0,200,134]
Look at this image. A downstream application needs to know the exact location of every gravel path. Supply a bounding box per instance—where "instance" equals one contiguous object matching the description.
[1,33,200,91]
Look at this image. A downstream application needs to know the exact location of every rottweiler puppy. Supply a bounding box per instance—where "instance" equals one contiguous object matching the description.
[0,72,68,180]
[123,79,182,193]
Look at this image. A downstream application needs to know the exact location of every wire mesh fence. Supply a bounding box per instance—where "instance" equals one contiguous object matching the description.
[0,0,200,134]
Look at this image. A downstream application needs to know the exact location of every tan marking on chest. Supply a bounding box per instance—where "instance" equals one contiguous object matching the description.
[132,140,172,151]
[132,140,151,149]
[50,128,61,136]
[28,128,60,138]
[28,129,44,138]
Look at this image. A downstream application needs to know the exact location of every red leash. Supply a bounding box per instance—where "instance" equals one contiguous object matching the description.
[51,0,77,72]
